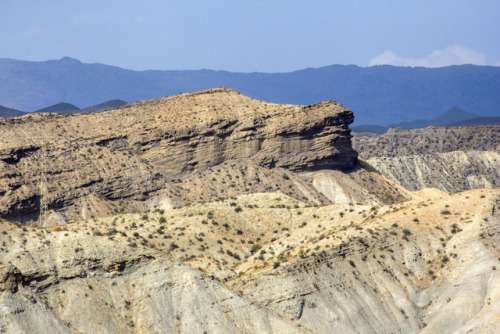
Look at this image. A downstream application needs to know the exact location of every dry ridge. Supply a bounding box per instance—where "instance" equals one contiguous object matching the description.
[353,126,500,193]
[0,88,411,227]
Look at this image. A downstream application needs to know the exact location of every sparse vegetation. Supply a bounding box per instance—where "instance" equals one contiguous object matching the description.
[0,88,498,333]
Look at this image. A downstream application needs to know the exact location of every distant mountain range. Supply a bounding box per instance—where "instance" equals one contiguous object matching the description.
[0,57,499,125]
[390,106,480,129]
[0,105,26,118]
[0,99,128,118]
[79,99,127,113]
[449,116,500,126]
[34,102,80,114]
[351,106,500,133]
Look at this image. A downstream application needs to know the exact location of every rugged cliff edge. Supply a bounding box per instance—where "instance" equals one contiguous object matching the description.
[0,88,359,225]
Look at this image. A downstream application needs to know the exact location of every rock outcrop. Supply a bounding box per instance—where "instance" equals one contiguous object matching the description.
[353,126,500,192]
[354,126,500,159]
[0,233,305,333]
[0,88,359,225]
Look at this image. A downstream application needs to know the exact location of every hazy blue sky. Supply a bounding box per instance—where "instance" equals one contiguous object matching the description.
[1,0,499,72]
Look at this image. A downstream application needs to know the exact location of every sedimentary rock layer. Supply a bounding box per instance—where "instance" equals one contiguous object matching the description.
[0,88,357,224]
[353,126,500,192]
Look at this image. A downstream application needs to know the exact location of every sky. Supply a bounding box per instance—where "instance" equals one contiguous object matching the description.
[1,0,499,73]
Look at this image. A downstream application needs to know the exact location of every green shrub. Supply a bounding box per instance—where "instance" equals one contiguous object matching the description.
[251,244,262,254]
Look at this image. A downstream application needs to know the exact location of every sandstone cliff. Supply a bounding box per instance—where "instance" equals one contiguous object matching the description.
[0,88,362,225]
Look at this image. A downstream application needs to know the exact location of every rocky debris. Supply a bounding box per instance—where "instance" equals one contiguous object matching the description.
[353,126,500,192]
[0,88,361,225]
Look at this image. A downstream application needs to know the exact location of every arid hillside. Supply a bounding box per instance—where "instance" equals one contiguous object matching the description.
[0,88,413,227]
[1,89,499,333]
[353,126,500,192]
[1,189,499,333]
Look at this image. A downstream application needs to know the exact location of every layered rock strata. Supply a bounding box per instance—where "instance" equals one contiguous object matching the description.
[0,234,305,333]
[353,126,500,192]
[1,189,499,333]
[0,88,357,224]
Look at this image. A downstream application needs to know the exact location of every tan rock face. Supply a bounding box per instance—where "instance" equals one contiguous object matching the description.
[131,90,356,173]
[0,88,357,225]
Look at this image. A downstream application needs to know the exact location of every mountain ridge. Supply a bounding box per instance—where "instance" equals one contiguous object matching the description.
[1,57,500,124]
[389,106,480,129]
[34,102,80,114]
[80,99,128,113]
[0,105,26,118]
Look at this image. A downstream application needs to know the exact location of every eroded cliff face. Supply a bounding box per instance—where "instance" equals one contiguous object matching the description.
[353,126,500,192]
[0,88,358,225]
[354,126,500,159]
[0,234,305,334]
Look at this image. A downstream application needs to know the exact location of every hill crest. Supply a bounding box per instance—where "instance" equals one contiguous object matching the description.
[0,88,365,225]
[34,102,80,114]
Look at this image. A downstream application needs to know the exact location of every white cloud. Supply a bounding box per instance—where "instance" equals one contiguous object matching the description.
[369,45,486,67]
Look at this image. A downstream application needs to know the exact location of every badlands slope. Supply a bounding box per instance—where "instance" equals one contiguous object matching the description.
[0,89,499,333]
